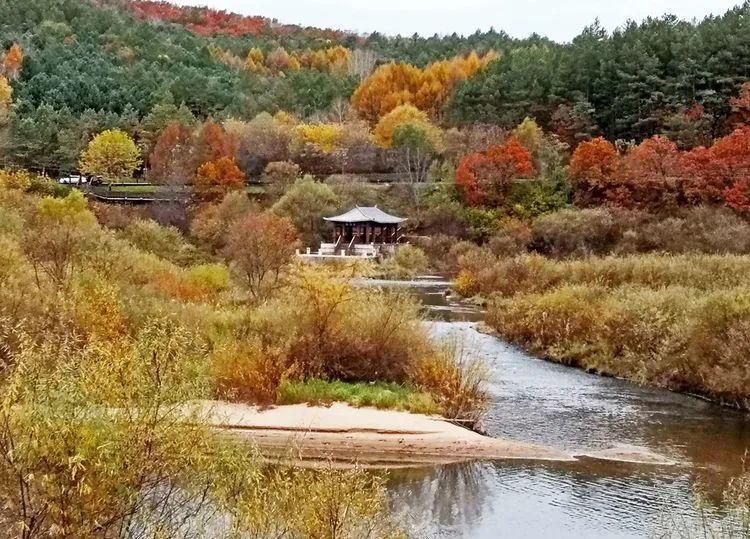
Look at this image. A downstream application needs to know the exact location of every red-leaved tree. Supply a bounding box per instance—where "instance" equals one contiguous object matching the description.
[683,127,750,203]
[618,135,682,208]
[568,137,620,205]
[455,137,534,206]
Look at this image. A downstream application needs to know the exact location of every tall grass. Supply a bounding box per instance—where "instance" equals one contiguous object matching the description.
[459,253,750,298]
[484,255,750,408]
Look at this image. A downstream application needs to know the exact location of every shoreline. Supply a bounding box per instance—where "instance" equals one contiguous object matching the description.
[196,401,677,467]
[473,322,750,414]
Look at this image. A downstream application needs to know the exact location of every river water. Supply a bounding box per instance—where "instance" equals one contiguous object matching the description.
[381,280,750,538]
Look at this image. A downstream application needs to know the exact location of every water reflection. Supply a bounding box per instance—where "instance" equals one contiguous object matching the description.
[374,280,750,538]
[388,461,726,539]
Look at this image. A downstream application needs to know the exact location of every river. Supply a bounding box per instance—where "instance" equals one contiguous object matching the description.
[381,279,750,538]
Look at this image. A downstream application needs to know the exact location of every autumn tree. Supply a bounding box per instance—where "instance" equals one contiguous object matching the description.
[455,137,534,206]
[262,161,301,199]
[724,179,750,215]
[0,75,11,122]
[352,52,495,124]
[374,104,439,148]
[137,102,196,159]
[193,118,237,168]
[271,176,339,247]
[2,43,23,81]
[148,122,194,184]
[23,191,98,288]
[294,123,344,153]
[224,213,299,299]
[568,137,621,204]
[190,191,255,252]
[617,135,682,208]
[683,127,750,203]
[228,113,292,176]
[79,129,142,182]
[193,156,245,204]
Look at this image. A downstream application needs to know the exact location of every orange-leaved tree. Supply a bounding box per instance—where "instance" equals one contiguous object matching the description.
[194,118,237,168]
[352,52,495,124]
[223,212,299,300]
[455,137,534,207]
[617,135,682,208]
[2,43,23,80]
[148,122,194,184]
[193,156,245,203]
[568,137,620,204]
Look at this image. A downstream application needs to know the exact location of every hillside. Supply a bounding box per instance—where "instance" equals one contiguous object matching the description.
[1,0,749,177]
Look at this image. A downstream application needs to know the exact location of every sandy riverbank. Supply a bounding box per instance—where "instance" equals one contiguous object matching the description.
[191,401,676,467]
[195,400,571,466]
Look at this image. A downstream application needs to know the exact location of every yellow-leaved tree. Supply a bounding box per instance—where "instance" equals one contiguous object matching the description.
[374,104,441,148]
[295,123,344,153]
[79,129,142,182]
[0,75,11,122]
[352,51,496,124]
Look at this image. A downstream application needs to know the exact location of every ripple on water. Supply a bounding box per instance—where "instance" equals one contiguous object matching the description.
[376,283,750,538]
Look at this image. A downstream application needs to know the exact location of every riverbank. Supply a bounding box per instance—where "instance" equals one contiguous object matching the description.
[461,254,750,411]
[195,400,678,467]
[200,400,570,465]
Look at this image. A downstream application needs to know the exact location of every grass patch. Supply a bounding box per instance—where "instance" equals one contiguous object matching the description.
[278,379,441,415]
[245,184,266,195]
[108,184,158,194]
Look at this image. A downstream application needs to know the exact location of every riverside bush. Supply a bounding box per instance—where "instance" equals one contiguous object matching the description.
[459,253,750,298]
[486,281,750,408]
[530,206,750,258]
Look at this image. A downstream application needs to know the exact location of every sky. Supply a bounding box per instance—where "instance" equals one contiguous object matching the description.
[171,0,743,42]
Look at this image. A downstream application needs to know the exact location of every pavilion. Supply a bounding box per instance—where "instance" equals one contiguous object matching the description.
[297,206,407,260]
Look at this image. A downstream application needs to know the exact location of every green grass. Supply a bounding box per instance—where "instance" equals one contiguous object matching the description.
[245,185,266,195]
[108,184,158,194]
[278,379,441,415]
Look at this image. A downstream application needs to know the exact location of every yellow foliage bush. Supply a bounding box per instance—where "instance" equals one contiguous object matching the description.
[295,123,344,152]
[0,168,32,191]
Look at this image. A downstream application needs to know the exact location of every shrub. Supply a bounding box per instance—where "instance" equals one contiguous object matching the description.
[122,218,201,265]
[379,244,429,279]
[531,207,626,257]
[487,219,532,257]
[0,168,32,191]
[211,338,295,404]
[410,343,489,427]
[484,254,750,409]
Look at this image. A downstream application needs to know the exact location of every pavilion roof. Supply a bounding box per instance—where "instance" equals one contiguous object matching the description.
[323,206,406,225]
